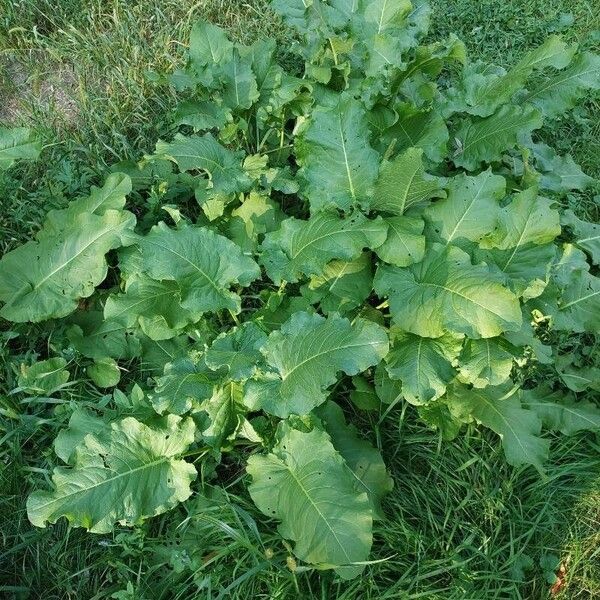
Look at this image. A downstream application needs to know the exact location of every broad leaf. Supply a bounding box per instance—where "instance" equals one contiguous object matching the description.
[245,312,389,417]
[316,401,393,519]
[386,331,462,404]
[296,97,380,212]
[447,383,549,470]
[197,382,246,448]
[452,105,543,171]
[0,126,41,170]
[372,147,444,215]
[136,223,260,315]
[18,358,70,395]
[424,169,506,245]
[374,215,426,267]
[562,210,600,266]
[0,210,135,322]
[261,211,387,284]
[27,416,196,533]
[458,337,515,388]
[247,423,372,579]
[374,244,522,338]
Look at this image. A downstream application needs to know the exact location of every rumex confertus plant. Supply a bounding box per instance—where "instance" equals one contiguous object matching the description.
[1,0,599,579]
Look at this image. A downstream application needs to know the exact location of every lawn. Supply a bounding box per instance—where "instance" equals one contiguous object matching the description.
[1,1,599,599]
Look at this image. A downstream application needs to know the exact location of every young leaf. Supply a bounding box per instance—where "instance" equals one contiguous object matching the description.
[27,416,197,533]
[375,244,522,338]
[247,423,372,579]
[371,147,444,215]
[197,382,246,448]
[458,337,515,388]
[385,331,462,404]
[296,96,380,212]
[87,357,121,388]
[18,358,70,395]
[261,211,387,284]
[245,312,389,417]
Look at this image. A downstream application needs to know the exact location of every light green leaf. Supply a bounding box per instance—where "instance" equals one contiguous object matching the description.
[385,331,461,404]
[245,312,389,417]
[554,268,600,333]
[136,223,260,315]
[228,192,284,253]
[173,100,232,131]
[521,386,600,435]
[297,97,380,212]
[562,210,600,266]
[261,211,387,284]
[247,423,372,579]
[221,49,260,111]
[155,133,251,194]
[372,147,444,216]
[87,357,121,388]
[189,21,233,67]
[459,36,573,116]
[316,401,393,519]
[0,210,135,323]
[27,415,196,533]
[18,358,70,395]
[205,322,267,380]
[104,275,198,341]
[424,169,506,245]
[529,143,595,193]
[525,52,600,118]
[380,106,449,163]
[197,381,246,448]
[417,400,462,441]
[302,252,373,314]
[0,126,41,170]
[447,383,549,470]
[374,244,522,338]
[452,105,543,171]
[150,358,217,416]
[374,215,426,267]
[54,408,109,464]
[458,337,515,388]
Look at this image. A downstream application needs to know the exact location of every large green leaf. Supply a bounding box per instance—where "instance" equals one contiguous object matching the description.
[521,386,600,435]
[374,244,522,338]
[205,322,267,380]
[476,187,560,295]
[221,48,260,111]
[374,215,426,267]
[446,383,549,470]
[261,211,387,284]
[562,210,600,266]
[385,331,462,404]
[104,275,198,341]
[247,423,372,579]
[197,381,246,448]
[189,20,233,68]
[296,97,380,212]
[371,147,444,215]
[424,169,506,245]
[0,126,41,170]
[150,358,217,416]
[316,401,393,519]
[0,210,135,323]
[245,312,389,417]
[452,105,543,171]
[457,337,515,388]
[302,253,373,314]
[525,52,600,118]
[135,223,260,315]
[27,416,196,533]
[155,133,251,194]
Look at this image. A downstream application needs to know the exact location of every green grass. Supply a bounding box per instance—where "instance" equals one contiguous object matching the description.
[1,1,599,598]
